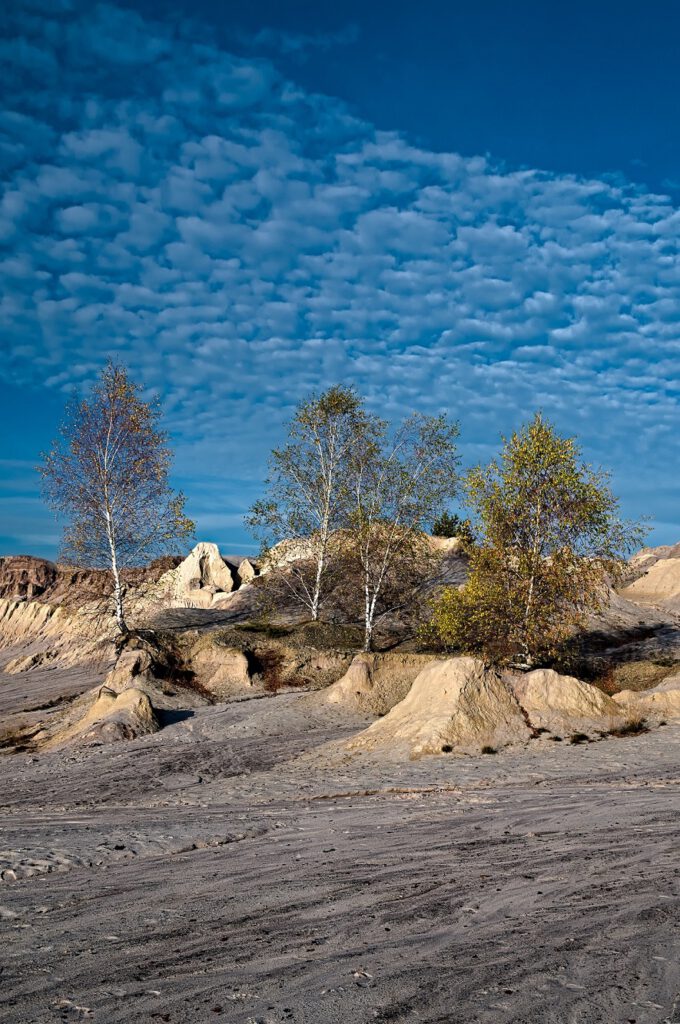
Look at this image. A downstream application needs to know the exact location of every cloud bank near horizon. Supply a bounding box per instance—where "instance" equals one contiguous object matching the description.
[1,0,679,551]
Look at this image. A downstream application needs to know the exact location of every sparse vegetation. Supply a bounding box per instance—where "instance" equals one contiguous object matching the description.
[235,622,294,639]
[604,716,649,738]
[248,385,377,622]
[344,412,460,651]
[254,648,287,692]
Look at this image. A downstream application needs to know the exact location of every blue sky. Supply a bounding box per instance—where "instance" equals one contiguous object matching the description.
[1,0,679,558]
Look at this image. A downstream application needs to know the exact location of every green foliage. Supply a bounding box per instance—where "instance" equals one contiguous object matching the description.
[427,413,646,666]
[432,511,475,546]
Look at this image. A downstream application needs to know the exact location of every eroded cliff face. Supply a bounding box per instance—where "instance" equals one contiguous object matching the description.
[0,597,114,669]
[0,555,182,608]
[0,545,259,680]
[0,556,58,600]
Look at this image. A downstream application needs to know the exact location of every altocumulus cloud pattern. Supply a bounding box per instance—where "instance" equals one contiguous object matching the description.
[1,0,679,542]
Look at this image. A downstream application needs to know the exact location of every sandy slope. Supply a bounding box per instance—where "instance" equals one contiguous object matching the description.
[1,690,679,1024]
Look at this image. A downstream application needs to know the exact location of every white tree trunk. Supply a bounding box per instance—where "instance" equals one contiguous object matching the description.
[311,546,324,621]
[105,509,127,634]
[363,579,374,652]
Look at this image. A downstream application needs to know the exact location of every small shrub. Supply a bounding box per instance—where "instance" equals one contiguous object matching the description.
[256,648,287,692]
[432,512,475,546]
[606,716,649,738]
[441,744,453,753]
[569,732,590,745]
[481,745,497,755]
[547,735,562,742]
[591,666,619,696]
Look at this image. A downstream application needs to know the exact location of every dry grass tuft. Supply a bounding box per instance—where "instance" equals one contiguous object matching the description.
[602,714,649,739]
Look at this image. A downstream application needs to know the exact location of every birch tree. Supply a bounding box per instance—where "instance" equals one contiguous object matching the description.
[428,413,646,666]
[347,414,460,651]
[39,362,194,634]
[247,385,376,621]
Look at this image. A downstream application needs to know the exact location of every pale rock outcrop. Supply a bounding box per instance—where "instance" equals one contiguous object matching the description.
[191,646,252,699]
[508,668,623,736]
[236,558,259,585]
[324,653,440,715]
[426,536,463,556]
[260,537,317,573]
[613,673,680,721]
[349,657,532,757]
[160,543,236,608]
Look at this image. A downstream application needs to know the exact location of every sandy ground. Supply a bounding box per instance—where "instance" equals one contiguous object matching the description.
[1,683,679,1024]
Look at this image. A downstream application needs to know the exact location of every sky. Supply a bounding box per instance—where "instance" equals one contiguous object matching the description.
[1,0,679,559]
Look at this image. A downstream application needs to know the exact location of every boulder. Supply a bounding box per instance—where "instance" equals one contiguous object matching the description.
[324,653,440,715]
[163,542,236,607]
[349,656,532,757]
[236,558,259,585]
[509,668,623,736]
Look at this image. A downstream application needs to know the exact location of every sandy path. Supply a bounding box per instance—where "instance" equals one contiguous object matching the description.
[1,693,679,1023]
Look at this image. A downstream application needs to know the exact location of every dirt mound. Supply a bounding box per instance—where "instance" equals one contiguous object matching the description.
[191,646,253,698]
[613,673,680,721]
[508,668,623,736]
[626,542,680,580]
[349,657,532,757]
[44,685,159,748]
[621,557,680,610]
[323,652,441,715]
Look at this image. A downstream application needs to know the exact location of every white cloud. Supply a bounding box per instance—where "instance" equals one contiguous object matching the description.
[0,0,678,553]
